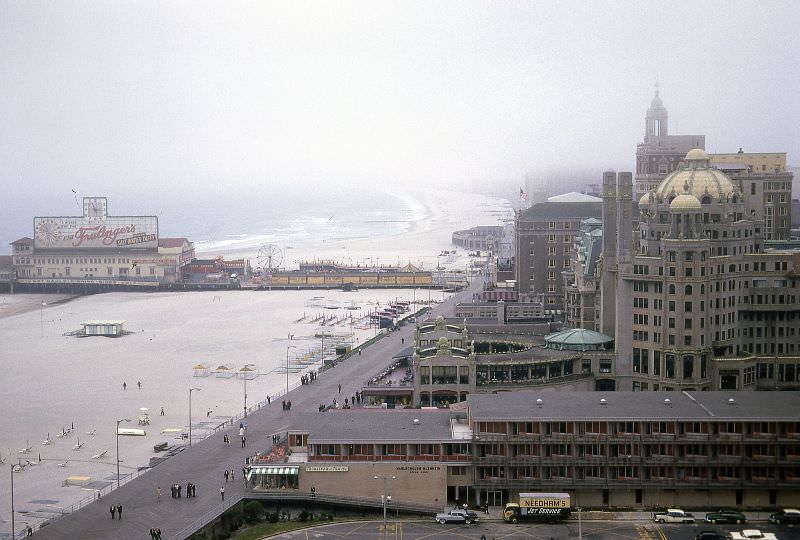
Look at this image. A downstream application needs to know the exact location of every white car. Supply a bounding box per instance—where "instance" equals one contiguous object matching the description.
[653,509,695,523]
[729,530,777,540]
[434,509,479,524]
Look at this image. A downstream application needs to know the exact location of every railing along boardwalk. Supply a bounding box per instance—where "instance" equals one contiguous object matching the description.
[26,284,475,540]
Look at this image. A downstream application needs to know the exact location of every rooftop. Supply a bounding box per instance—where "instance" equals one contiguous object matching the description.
[520,201,602,221]
[289,410,455,443]
[468,391,800,421]
[547,192,602,203]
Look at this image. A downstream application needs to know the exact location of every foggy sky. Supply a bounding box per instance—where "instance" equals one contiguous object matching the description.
[1,0,798,201]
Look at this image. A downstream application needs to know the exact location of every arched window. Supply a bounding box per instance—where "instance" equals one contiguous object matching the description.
[731,195,738,204]
[700,284,705,294]
[685,285,692,295]
[669,284,675,295]
[700,195,712,205]
[667,194,676,204]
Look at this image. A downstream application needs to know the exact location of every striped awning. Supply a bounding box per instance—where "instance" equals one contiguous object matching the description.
[248,466,299,476]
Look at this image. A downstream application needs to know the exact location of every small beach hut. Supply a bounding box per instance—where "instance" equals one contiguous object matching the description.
[192,363,211,377]
[80,320,127,337]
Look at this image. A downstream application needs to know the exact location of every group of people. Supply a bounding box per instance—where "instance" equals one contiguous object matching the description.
[223,468,236,482]
[281,400,292,410]
[300,370,316,385]
[169,482,195,498]
[148,528,163,539]
[121,381,143,390]
[109,504,123,520]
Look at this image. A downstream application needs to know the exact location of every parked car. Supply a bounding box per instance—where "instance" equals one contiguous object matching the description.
[653,509,695,523]
[729,530,777,540]
[695,531,729,540]
[705,510,747,524]
[769,508,800,525]
[434,509,478,524]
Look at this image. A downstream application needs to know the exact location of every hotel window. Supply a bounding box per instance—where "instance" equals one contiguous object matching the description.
[665,355,675,378]
[549,221,555,229]
[548,259,555,267]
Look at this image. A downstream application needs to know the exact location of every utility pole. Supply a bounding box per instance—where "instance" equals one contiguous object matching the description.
[115,418,131,487]
[188,388,200,447]
[373,475,395,538]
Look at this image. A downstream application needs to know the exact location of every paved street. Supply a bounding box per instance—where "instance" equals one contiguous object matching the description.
[29,285,473,540]
[268,520,800,540]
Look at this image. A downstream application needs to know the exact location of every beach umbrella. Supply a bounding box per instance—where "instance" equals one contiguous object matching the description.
[193,363,207,370]
[215,365,230,371]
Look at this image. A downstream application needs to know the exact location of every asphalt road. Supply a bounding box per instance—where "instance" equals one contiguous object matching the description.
[268,520,800,540]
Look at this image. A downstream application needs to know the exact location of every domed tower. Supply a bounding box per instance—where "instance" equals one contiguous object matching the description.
[645,89,668,140]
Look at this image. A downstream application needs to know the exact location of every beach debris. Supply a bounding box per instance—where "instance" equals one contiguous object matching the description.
[19,440,32,454]
[92,450,108,459]
[86,429,96,436]
[42,433,52,445]
[72,438,84,450]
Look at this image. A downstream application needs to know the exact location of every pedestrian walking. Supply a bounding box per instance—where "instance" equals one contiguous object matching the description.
[155,528,162,540]
[156,486,161,502]
[220,486,225,502]
[150,528,156,540]
[171,484,176,498]
[137,380,142,389]
[177,484,182,498]
[122,382,127,391]
[224,469,229,482]
[110,505,116,519]
[311,485,316,498]
[241,435,246,448]
[117,504,123,519]
[230,468,235,481]
[338,383,341,393]
[160,407,165,416]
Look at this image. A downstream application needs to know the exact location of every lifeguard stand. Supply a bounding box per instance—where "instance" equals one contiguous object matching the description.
[138,408,150,426]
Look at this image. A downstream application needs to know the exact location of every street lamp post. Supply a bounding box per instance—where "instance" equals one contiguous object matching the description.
[10,464,15,540]
[286,346,296,395]
[115,418,131,488]
[188,388,200,447]
[374,474,395,537]
[242,365,255,417]
[577,506,582,540]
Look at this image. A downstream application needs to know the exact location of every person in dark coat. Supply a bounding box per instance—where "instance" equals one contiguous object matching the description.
[116,504,123,519]
[109,505,116,519]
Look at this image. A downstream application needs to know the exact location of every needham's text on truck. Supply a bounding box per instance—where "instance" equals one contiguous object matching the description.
[503,493,571,523]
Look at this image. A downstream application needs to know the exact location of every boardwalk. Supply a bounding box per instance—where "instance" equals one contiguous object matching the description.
[30,285,476,540]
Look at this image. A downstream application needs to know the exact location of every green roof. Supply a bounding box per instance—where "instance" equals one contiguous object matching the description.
[544,328,613,351]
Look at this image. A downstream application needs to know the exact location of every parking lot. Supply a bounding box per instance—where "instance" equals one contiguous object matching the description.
[268,520,800,540]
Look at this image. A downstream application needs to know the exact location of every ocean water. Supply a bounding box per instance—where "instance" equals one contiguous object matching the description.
[2,186,431,266]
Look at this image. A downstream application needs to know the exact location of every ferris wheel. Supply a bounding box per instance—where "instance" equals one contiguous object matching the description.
[257,244,284,273]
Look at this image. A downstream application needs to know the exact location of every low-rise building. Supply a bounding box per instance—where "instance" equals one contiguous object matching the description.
[250,391,800,510]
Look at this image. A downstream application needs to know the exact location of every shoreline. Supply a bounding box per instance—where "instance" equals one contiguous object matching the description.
[0,293,80,320]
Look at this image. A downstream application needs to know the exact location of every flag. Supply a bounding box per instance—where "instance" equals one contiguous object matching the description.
[519,187,528,202]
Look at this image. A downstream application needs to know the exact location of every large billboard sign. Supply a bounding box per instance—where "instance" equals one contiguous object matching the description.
[34,216,159,250]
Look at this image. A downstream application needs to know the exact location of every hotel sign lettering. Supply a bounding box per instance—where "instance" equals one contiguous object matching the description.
[304,466,349,472]
[395,465,441,474]
[34,216,158,250]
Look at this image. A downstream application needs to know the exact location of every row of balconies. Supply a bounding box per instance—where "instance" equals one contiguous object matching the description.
[474,454,800,465]
[471,432,798,442]
[473,476,800,488]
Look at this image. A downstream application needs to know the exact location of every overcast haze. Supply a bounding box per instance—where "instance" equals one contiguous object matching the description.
[1,0,798,204]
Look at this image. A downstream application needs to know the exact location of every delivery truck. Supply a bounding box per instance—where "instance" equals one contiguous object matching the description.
[503,492,571,523]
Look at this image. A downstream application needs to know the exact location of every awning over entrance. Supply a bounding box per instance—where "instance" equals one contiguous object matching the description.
[249,466,299,476]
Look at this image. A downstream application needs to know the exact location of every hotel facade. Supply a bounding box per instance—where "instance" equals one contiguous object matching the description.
[248,391,800,510]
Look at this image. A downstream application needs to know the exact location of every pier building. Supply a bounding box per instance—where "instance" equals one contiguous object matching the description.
[9,197,195,290]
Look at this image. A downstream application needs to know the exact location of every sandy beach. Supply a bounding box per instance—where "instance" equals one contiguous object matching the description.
[0,187,510,530]
[0,288,447,529]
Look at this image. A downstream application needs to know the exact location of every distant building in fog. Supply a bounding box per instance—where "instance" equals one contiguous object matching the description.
[635,89,705,199]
